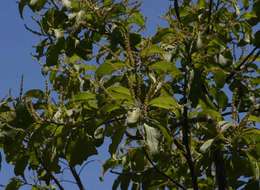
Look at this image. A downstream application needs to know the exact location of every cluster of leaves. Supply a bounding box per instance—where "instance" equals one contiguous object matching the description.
[0,0,260,189]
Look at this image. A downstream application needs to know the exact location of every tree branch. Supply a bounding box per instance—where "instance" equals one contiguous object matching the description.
[213,148,227,190]
[69,165,85,190]
[182,52,198,190]
[173,0,181,23]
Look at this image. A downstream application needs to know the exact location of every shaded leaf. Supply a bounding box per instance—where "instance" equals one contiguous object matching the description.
[6,178,22,190]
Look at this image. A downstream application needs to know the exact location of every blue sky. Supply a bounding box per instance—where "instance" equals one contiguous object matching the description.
[0,0,170,189]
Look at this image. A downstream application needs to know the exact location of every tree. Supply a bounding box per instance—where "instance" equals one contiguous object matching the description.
[0,0,260,189]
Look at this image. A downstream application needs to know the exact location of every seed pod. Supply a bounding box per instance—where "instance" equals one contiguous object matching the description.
[196,32,203,49]
[218,54,228,66]
[148,73,156,83]
[29,0,38,6]
[54,29,64,39]
[127,107,141,124]
[62,0,71,8]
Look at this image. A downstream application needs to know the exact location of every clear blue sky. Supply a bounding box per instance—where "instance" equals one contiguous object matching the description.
[0,0,170,189]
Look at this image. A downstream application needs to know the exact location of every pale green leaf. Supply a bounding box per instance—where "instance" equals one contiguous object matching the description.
[200,139,214,153]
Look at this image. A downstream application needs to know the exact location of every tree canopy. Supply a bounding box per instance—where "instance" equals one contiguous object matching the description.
[0,0,260,189]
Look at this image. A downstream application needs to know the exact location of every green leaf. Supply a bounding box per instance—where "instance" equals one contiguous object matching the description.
[6,178,22,190]
[148,119,172,145]
[149,61,181,76]
[24,89,45,99]
[200,139,214,153]
[96,61,125,77]
[152,28,174,43]
[72,92,96,102]
[213,70,227,89]
[107,85,133,103]
[244,179,260,190]
[109,126,126,156]
[141,45,164,58]
[18,0,27,18]
[198,99,222,120]
[14,156,28,176]
[216,91,228,109]
[129,33,142,47]
[129,12,145,27]
[29,0,46,11]
[198,0,206,9]
[46,39,64,66]
[149,95,180,110]
[248,115,260,122]
[66,136,97,166]
[103,0,112,6]
[143,123,160,154]
[218,121,233,133]
[247,154,260,180]
[102,158,118,175]
[243,0,249,9]
[254,31,260,48]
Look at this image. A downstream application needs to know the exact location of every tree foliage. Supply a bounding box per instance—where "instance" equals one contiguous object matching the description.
[0,0,260,189]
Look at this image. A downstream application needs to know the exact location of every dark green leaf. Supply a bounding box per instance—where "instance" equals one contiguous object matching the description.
[24,89,45,99]
[6,178,22,190]
[96,61,125,77]
[14,156,28,176]
[67,136,97,166]
[18,0,27,18]
[109,126,126,156]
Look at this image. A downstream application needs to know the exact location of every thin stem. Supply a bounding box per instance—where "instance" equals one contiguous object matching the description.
[207,0,213,33]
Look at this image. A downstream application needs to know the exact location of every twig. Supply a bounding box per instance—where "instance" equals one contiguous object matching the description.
[24,24,45,36]
[19,75,24,101]
[226,47,259,82]
[207,0,213,33]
